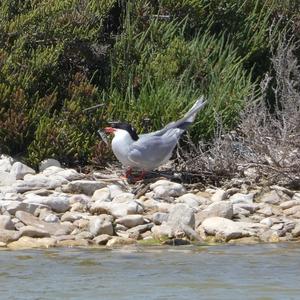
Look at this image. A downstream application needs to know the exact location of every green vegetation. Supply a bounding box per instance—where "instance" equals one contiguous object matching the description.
[0,0,299,167]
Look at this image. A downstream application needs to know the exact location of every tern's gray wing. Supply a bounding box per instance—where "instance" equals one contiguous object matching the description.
[127,132,179,170]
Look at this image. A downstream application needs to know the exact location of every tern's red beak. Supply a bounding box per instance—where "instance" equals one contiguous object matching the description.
[104,127,116,134]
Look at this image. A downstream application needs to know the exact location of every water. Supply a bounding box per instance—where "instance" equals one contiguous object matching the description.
[1,243,300,300]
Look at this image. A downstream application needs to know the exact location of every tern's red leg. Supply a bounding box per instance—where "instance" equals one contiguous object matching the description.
[132,170,146,182]
[125,168,132,179]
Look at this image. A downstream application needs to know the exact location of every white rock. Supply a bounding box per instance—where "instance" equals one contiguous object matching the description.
[51,168,83,181]
[115,215,144,228]
[69,194,91,205]
[195,201,233,226]
[108,184,125,198]
[280,200,300,210]
[13,174,68,193]
[201,217,250,241]
[23,193,70,213]
[89,215,114,236]
[211,189,227,202]
[10,162,35,180]
[43,214,60,223]
[1,200,46,215]
[260,217,273,227]
[167,204,195,229]
[0,172,16,186]
[150,180,186,198]
[39,159,61,172]
[112,193,135,203]
[92,188,111,202]
[260,191,281,205]
[175,193,203,208]
[151,223,174,239]
[61,211,87,222]
[152,212,169,225]
[63,180,106,195]
[0,215,15,230]
[229,193,254,204]
[0,155,14,172]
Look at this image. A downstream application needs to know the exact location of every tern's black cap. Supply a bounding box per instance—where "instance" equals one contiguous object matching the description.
[111,122,139,141]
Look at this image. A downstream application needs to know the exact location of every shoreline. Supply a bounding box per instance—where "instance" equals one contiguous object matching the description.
[1,155,300,250]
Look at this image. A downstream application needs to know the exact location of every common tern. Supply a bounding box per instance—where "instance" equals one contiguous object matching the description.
[105,96,206,180]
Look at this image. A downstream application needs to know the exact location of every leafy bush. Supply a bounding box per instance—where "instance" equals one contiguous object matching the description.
[0,0,299,168]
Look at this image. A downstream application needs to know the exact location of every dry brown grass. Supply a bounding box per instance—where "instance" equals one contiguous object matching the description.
[177,35,300,188]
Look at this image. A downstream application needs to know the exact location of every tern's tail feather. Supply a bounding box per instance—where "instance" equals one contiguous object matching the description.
[176,96,206,130]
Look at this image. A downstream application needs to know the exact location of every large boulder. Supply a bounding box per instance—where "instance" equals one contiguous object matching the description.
[10,162,35,180]
[195,201,233,226]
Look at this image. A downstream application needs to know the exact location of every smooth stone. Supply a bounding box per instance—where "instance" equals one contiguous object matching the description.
[0,155,14,172]
[260,217,273,227]
[57,239,89,247]
[142,199,172,213]
[23,193,70,213]
[43,213,60,223]
[112,193,135,203]
[69,194,91,205]
[280,200,300,210]
[167,204,195,229]
[201,217,251,241]
[63,180,106,195]
[93,234,112,245]
[150,180,186,198]
[175,193,203,208]
[89,201,111,215]
[89,215,114,236]
[13,174,68,193]
[0,215,15,230]
[257,205,274,217]
[39,159,61,172]
[229,193,254,204]
[1,192,23,201]
[75,231,94,240]
[211,189,227,202]
[8,236,57,249]
[3,201,46,215]
[151,223,174,239]
[0,229,21,243]
[106,237,136,247]
[92,188,111,202]
[233,206,250,217]
[15,211,71,236]
[0,172,16,186]
[233,203,257,213]
[195,201,233,226]
[115,223,128,231]
[52,169,84,181]
[152,212,169,225]
[108,184,125,199]
[91,201,144,218]
[10,162,35,180]
[260,191,281,205]
[283,205,300,216]
[127,223,153,235]
[19,225,51,238]
[115,215,144,228]
[61,211,87,222]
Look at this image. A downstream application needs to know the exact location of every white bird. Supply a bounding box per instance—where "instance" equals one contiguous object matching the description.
[105,96,206,180]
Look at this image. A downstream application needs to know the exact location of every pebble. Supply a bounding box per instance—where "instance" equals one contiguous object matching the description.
[115,215,144,228]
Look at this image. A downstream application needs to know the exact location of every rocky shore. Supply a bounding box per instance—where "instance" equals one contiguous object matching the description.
[0,154,300,250]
